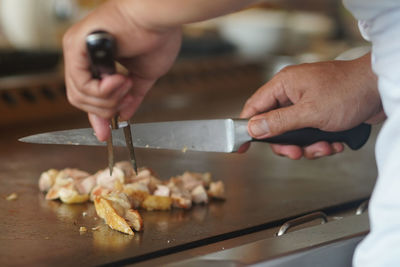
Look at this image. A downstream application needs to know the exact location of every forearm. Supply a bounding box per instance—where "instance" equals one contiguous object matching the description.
[120,0,261,29]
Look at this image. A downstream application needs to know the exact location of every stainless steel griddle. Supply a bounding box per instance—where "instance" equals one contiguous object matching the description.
[0,59,377,266]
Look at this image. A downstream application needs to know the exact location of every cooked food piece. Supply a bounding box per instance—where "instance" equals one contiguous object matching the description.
[125,190,150,209]
[58,187,89,204]
[45,168,91,202]
[153,185,170,197]
[45,181,73,200]
[75,175,97,195]
[79,226,87,233]
[141,195,172,211]
[38,169,59,192]
[124,181,149,194]
[39,161,224,236]
[171,193,192,209]
[95,167,125,190]
[191,185,208,204]
[168,182,192,209]
[125,209,144,231]
[181,172,203,191]
[5,192,18,201]
[103,192,131,216]
[208,181,225,199]
[90,185,112,201]
[115,161,136,181]
[94,197,134,236]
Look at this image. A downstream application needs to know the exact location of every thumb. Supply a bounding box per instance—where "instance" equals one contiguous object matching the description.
[88,113,110,142]
[248,104,312,139]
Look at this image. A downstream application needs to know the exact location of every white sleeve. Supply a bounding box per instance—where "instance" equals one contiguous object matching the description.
[357,20,371,41]
[349,4,400,267]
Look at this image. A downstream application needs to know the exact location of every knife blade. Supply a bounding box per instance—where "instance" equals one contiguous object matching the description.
[19,119,371,153]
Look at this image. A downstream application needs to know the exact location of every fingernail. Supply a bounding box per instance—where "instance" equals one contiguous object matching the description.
[249,119,269,137]
[313,151,323,158]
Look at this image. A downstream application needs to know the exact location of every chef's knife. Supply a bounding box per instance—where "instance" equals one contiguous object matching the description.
[19,119,371,153]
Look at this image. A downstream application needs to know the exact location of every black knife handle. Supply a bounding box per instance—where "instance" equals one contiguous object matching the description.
[86,30,116,79]
[255,123,371,150]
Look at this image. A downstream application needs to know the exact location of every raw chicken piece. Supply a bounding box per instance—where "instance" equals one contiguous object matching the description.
[38,169,59,192]
[208,181,225,199]
[191,185,208,204]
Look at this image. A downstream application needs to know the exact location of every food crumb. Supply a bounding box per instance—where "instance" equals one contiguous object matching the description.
[79,226,87,233]
[167,240,170,243]
[181,146,188,153]
[145,144,149,148]
[91,226,101,231]
[44,237,50,240]
[82,211,88,217]
[6,193,18,201]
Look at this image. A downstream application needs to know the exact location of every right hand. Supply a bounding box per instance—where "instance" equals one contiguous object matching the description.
[240,53,385,159]
[63,0,182,141]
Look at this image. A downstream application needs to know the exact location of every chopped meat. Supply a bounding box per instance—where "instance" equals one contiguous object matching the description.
[95,167,125,190]
[39,161,224,236]
[141,195,172,211]
[115,161,136,180]
[5,192,18,201]
[94,197,134,236]
[125,209,144,231]
[171,193,192,209]
[181,172,203,191]
[168,182,192,209]
[191,185,208,204]
[45,180,73,200]
[58,187,89,204]
[208,181,225,199]
[124,182,149,194]
[38,169,59,192]
[90,185,112,201]
[75,175,97,195]
[45,168,91,202]
[125,190,150,209]
[153,185,170,197]
[103,192,131,215]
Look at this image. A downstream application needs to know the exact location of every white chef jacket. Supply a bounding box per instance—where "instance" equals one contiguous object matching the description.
[343,0,400,266]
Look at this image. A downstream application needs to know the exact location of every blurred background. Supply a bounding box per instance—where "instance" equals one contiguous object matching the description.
[0,0,370,127]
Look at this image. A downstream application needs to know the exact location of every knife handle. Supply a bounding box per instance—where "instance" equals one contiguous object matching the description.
[254,123,371,150]
[86,30,116,78]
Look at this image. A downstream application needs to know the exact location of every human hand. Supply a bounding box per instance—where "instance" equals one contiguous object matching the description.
[240,53,384,159]
[63,0,181,141]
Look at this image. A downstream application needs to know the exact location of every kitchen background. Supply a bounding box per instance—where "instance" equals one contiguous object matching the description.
[0,1,377,266]
[0,0,370,127]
